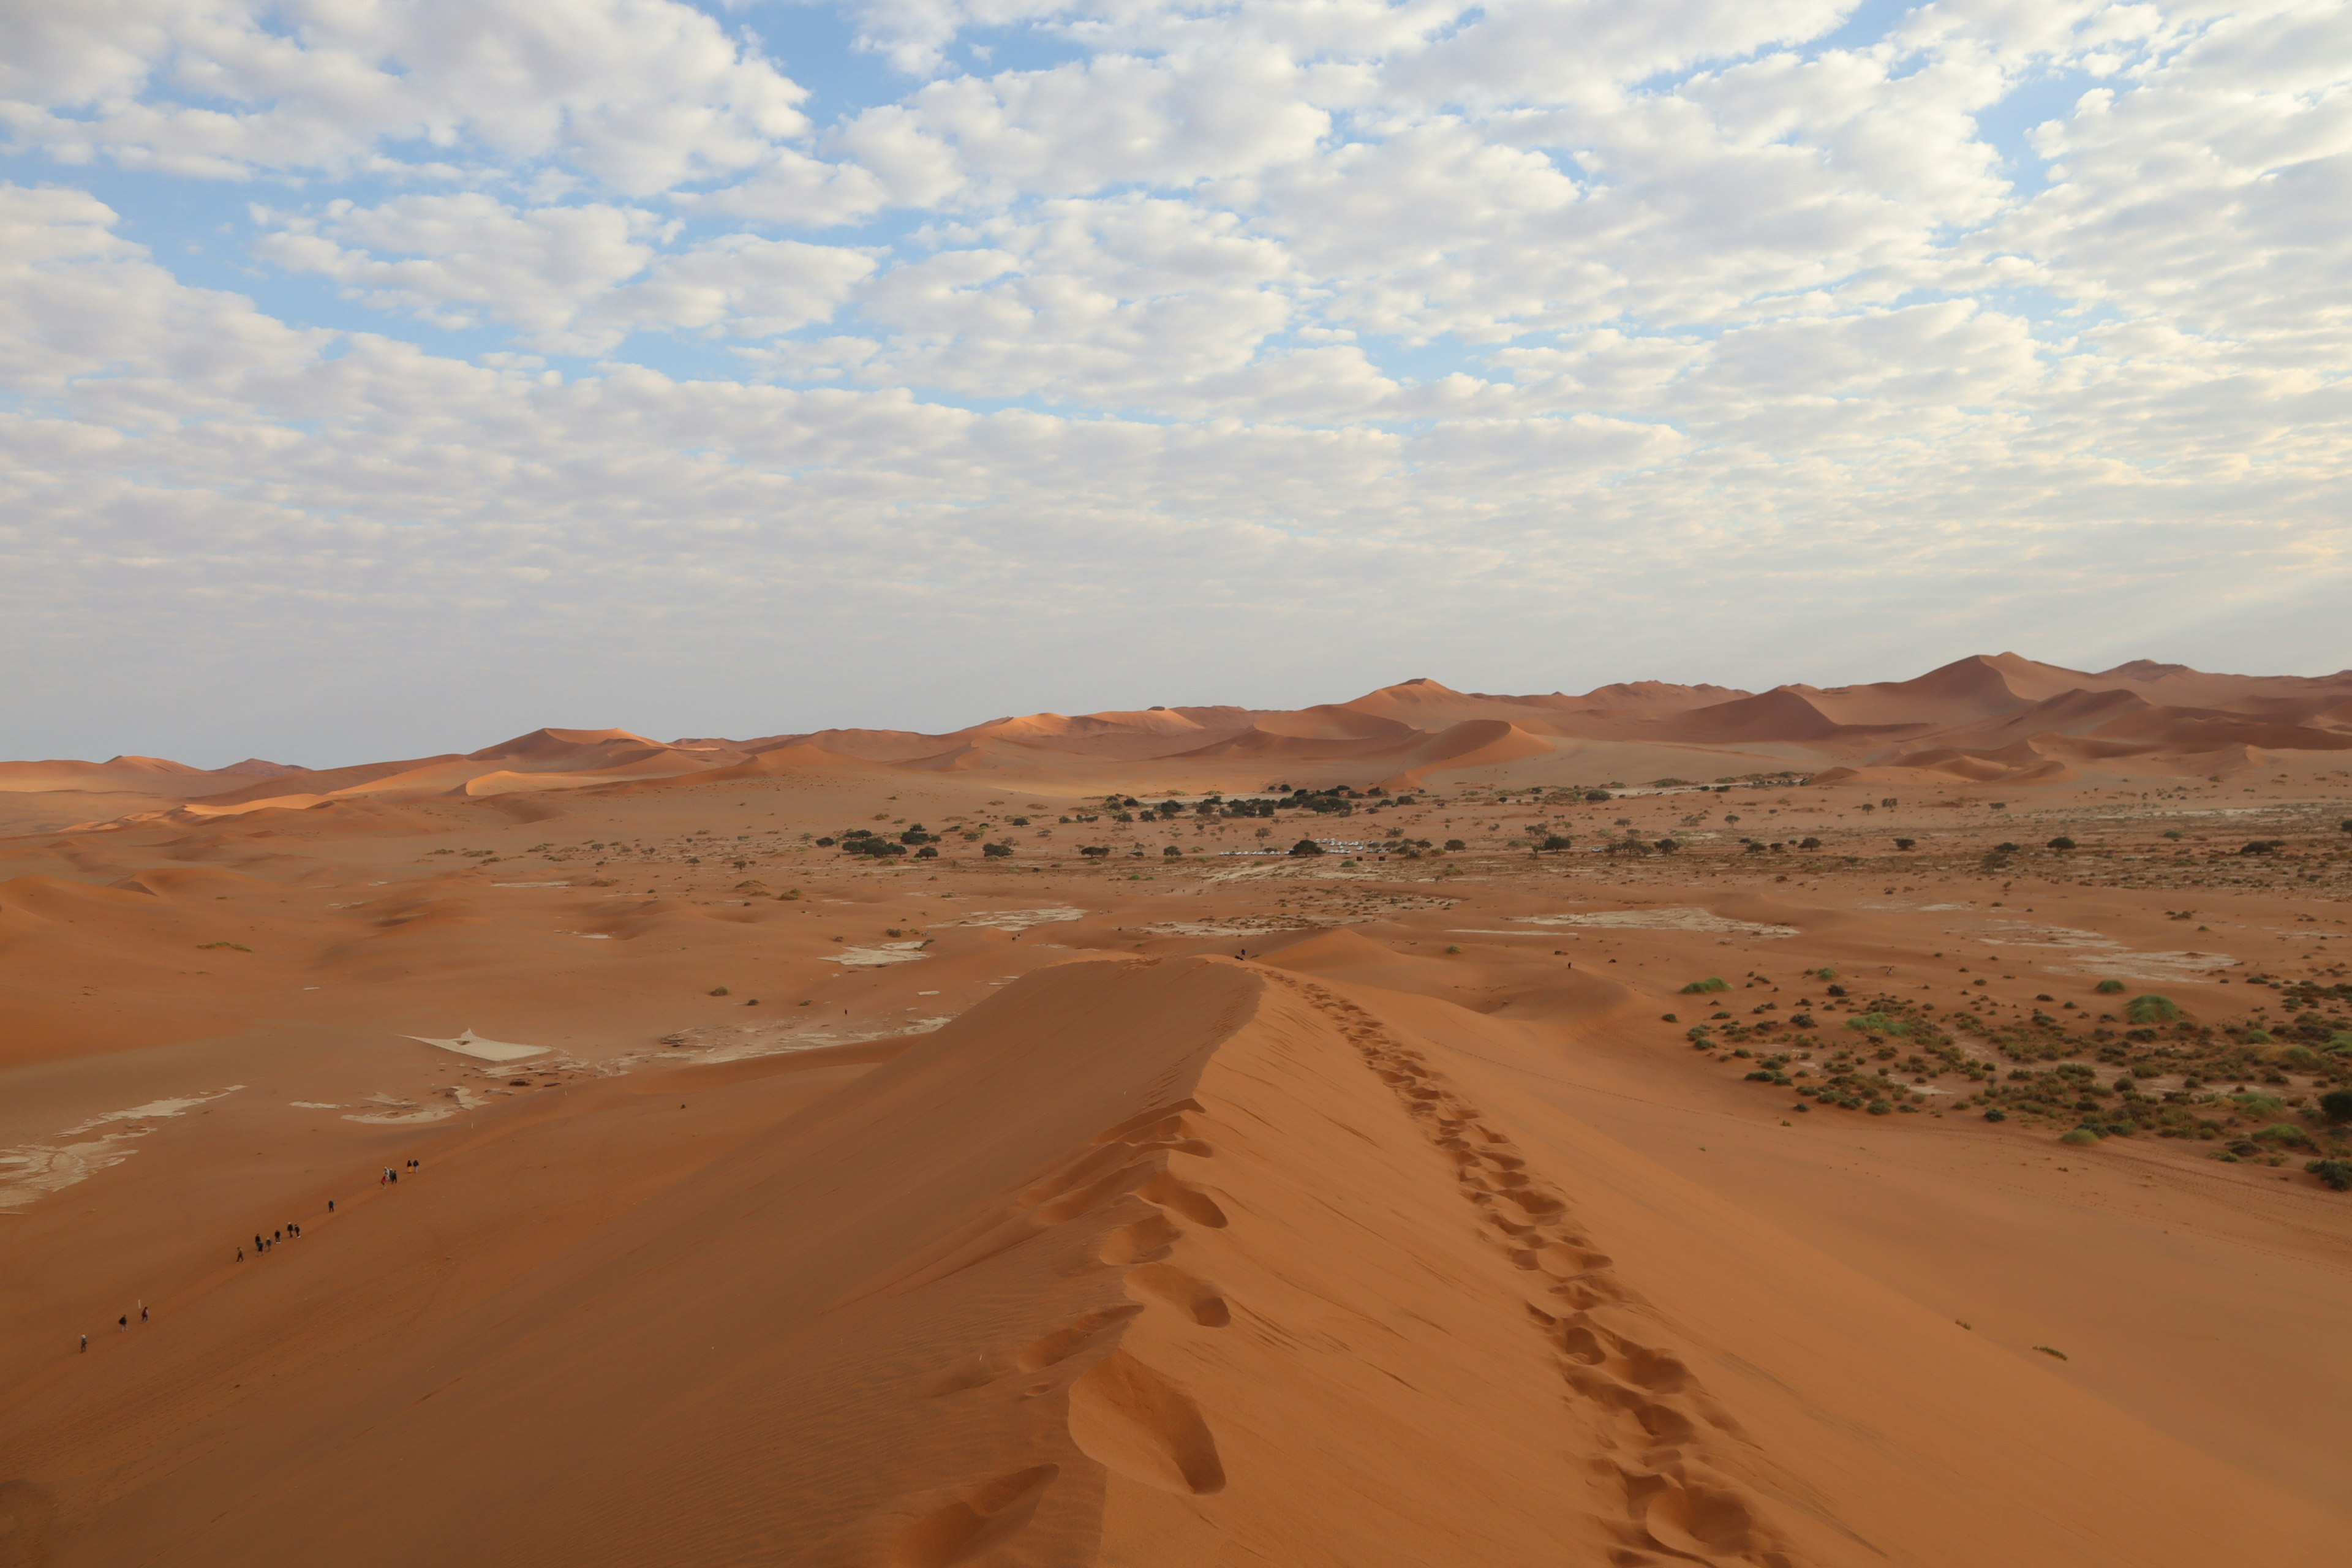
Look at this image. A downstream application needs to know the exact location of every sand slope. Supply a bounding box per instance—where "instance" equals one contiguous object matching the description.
[7,956,2337,1567]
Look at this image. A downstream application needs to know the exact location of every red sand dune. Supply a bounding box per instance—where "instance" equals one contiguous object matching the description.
[6,652,2351,1565]
[6,958,2337,1566]
[13,655,2351,834]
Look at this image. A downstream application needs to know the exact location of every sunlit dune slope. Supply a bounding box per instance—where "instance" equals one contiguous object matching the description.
[9,957,2336,1567]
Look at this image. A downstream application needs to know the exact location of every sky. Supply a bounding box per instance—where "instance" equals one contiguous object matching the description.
[2,0,2348,767]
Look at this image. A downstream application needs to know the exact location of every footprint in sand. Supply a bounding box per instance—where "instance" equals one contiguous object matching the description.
[1098,1213,1178,1265]
[890,1464,1060,1568]
[1067,1350,1225,1496]
[1123,1262,1231,1327]
[1137,1171,1227,1228]
[916,1352,1003,1398]
[1016,1305,1142,1372]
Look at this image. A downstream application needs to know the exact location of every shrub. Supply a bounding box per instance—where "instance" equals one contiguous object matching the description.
[1539,833,1575,853]
[2254,1123,2312,1148]
[2094,978,2127,994]
[1079,845,1110,858]
[1983,1107,2007,1123]
[1654,837,1681,853]
[982,842,1012,858]
[1289,839,1325,856]
[2125,994,2182,1025]
[1680,977,1730,994]
[2239,840,2277,856]
[2047,836,2076,850]
[2059,1128,2101,1146]
[1866,1099,1892,1115]
[1585,790,1611,801]
[2319,1088,2352,1123]
[1163,845,1182,858]
[1800,837,1822,850]
[915,845,938,859]
[2307,1158,2352,1191]
[1444,839,1466,851]
[1893,837,1916,851]
[709,986,729,997]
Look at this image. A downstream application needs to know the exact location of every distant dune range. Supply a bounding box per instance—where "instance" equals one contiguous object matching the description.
[7,654,2351,836]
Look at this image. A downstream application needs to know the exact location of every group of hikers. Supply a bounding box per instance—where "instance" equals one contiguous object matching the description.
[79,1157,424,1353]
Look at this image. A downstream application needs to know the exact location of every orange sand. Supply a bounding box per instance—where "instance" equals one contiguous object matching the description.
[4,654,2349,1565]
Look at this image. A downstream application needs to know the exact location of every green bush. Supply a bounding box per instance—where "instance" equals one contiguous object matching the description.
[2059,1128,2101,1146]
[2047,836,2076,850]
[2094,978,2127,994]
[2307,1158,2352,1191]
[2320,1088,2352,1123]
[1679,977,1730,994]
[2125,994,2182,1025]
[1288,839,1325,856]
[1866,1099,1892,1115]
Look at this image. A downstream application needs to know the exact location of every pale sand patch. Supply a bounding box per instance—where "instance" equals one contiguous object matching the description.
[657,1014,952,1063]
[1146,916,1339,938]
[2067,950,2242,982]
[930,907,1085,932]
[1511,909,1800,938]
[832,941,932,968]
[1964,919,2241,981]
[492,881,571,888]
[0,1087,243,1210]
[404,1028,551,1063]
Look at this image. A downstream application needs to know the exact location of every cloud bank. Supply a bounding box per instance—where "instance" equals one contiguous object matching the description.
[2,1,2347,763]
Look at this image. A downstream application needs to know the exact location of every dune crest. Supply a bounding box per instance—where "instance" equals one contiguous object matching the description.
[11,653,2350,834]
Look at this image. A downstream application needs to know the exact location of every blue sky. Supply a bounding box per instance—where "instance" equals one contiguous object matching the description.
[3,0,2347,764]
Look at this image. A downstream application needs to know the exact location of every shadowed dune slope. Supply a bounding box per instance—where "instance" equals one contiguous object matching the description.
[6,957,2339,1567]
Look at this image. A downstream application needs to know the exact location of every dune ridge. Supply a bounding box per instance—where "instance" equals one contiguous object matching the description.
[8,955,2338,1567]
[16,654,2350,835]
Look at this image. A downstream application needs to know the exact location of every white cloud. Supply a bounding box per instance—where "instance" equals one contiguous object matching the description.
[0,0,810,192]
[4,1,2351,760]
[254,194,873,352]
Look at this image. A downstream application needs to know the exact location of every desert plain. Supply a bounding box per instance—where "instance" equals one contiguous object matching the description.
[4,651,2350,1567]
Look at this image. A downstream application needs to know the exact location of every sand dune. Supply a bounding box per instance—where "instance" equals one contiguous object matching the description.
[6,652,2351,1565]
[7,956,2340,1565]
[18,654,2352,831]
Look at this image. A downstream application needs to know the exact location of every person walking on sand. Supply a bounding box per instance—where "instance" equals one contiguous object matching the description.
[141,1305,149,1323]
[80,1334,88,1353]
[118,1314,127,1332]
